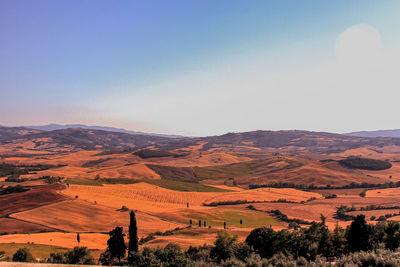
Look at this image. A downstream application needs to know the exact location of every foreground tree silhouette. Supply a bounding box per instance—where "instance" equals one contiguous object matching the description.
[347,215,371,252]
[129,211,139,253]
[100,226,126,265]
[127,210,139,264]
[76,233,80,247]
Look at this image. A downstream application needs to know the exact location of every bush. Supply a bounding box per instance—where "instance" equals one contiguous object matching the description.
[0,251,6,261]
[12,248,35,262]
[48,246,94,265]
[0,185,28,195]
[336,249,400,266]
[360,189,367,197]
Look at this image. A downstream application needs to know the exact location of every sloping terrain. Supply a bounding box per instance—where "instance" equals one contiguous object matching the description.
[0,127,176,152]
[10,199,181,235]
[158,130,400,153]
[0,126,42,142]
[146,156,388,187]
[0,184,67,217]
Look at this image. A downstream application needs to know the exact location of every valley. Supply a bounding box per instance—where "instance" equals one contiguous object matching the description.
[1,126,400,261]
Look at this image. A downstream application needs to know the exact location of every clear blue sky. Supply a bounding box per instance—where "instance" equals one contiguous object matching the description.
[1,1,399,135]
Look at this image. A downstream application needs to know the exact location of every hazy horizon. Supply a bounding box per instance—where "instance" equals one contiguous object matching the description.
[1,1,399,136]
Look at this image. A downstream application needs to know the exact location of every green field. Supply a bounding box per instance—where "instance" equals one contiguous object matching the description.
[157,207,282,228]
[64,178,103,186]
[0,243,68,260]
[193,159,303,180]
[0,243,102,261]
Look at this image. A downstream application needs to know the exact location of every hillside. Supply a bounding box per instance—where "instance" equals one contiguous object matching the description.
[346,129,400,138]
[0,126,42,141]
[24,123,184,139]
[0,127,176,152]
[158,130,400,153]
[4,127,400,154]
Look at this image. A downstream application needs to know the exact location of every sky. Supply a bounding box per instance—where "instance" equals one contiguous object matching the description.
[0,1,399,136]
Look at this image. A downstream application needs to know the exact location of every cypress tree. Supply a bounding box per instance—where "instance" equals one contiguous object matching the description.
[76,233,80,247]
[128,210,139,253]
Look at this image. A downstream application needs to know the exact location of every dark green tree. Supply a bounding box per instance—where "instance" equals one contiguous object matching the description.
[103,226,126,264]
[12,248,35,262]
[332,223,346,256]
[129,211,139,253]
[210,231,240,262]
[384,221,400,251]
[77,233,80,247]
[347,215,371,252]
[65,247,95,265]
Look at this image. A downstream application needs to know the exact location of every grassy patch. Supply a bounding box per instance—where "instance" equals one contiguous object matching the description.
[157,207,281,228]
[64,178,103,186]
[193,159,303,180]
[134,149,180,159]
[0,243,68,260]
[100,178,140,184]
[141,179,231,192]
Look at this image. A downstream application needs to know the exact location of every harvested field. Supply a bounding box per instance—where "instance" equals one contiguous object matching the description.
[366,187,400,198]
[347,209,400,220]
[203,188,322,205]
[145,152,252,167]
[311,188,367,196]
[0,232,107,250]
[0,184,67,217]
[250,194,400,228]
[10,199,181,235]
[0,218,52,234]
[62,183,222,211]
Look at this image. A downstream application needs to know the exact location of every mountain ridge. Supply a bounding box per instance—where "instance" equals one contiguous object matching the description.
[346,129,400,138]
[21,123,184,139]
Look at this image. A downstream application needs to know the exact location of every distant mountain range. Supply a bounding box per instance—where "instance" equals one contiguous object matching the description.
[0,126,177,151]
[23,124,184,139]
[346,129,400,138]
[3,124,400,153]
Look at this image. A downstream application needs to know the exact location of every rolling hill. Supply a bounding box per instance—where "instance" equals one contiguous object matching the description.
[0,127,176,151]
[24,123,184,138]
[346,129,400,138]
[158,130,400,153]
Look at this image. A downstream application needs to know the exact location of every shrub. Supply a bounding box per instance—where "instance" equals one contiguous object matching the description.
[336,249,400,266]
[49,247,94,265]
[0,251,6,261]
[12,248,35,262]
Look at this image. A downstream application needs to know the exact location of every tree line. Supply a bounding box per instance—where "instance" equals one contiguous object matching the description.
[249,181,400,190]
[7,213,400,266]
